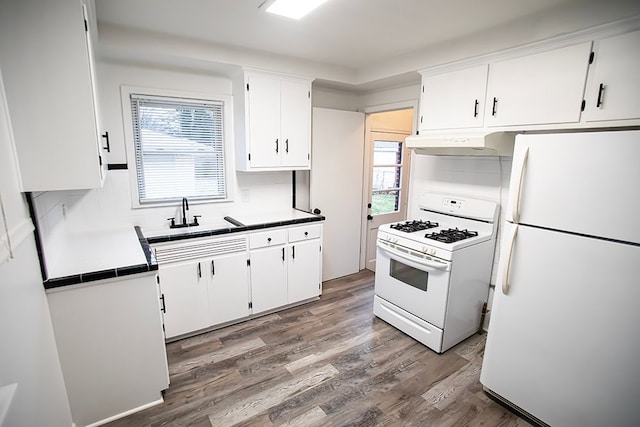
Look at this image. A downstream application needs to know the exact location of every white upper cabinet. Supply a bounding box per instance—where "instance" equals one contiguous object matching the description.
[0,0,106,191]
[582,30,640,123]
[419,65,488,131]
[235,70,313,171]
[485,42,592,127]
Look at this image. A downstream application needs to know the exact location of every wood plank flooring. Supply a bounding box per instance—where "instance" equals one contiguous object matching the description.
[107,270,530,427]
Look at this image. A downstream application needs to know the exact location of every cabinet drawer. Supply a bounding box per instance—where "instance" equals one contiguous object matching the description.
[289,224,321,243]
[249,229,287,249]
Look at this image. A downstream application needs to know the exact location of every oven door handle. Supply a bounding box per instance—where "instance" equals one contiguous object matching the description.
[377,241,450,271]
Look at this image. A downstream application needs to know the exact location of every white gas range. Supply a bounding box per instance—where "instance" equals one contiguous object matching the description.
[373,193,499,353]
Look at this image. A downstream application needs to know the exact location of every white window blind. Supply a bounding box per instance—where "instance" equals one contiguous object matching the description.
[130,95,227,204]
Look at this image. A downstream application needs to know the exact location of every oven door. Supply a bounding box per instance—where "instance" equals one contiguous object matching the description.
[375,240,452,329]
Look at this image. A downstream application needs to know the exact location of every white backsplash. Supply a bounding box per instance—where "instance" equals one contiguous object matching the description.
[32,169,293,255]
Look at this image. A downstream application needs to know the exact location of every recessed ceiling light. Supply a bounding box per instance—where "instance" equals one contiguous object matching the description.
[265,0,331,20]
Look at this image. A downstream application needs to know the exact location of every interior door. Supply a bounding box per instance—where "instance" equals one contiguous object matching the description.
[364,131,411,271]
[482,222,640,427]
[310,107,364,281]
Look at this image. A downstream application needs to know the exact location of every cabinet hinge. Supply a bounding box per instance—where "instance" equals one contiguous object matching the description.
[581,100,586,112]
[248,153,251,161]
[319,245,322,252]
[588,51,594,64]
[249,301,253,309]
[420,115,423,124]
[246,83,249,91]
[156,275,159,284]
[98,155,102,166]
[308,91,311,98]
[422,85,424,93]
[416,130,420,135]
[247,259,251,266]
[308,153,310,160]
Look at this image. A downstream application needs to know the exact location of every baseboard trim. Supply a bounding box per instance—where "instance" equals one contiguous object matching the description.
[83,397,164,427]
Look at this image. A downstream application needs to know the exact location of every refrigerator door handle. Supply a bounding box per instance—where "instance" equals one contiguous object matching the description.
[511,146,529,223]
[502,224,518,295]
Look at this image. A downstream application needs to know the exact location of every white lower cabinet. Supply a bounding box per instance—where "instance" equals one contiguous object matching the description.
[46,272,169,427]
[288,239,321,302]
[160,253,250,338]
[209,253,251,325]
[160,260,210,338]
[154,235,250,339]
[250,245,288,314]
[154,224,322,338]
[249,224,322,314]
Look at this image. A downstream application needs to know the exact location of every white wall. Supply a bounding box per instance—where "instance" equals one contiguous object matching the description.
[33,62,293,244]
[0,68,73,426]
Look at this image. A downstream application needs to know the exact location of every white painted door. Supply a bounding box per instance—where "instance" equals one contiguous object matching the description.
[485,41,592,127]
[281,79,311,168]
[288,240,321,302]
[583,30,640,122]
[250,246,288,314]
[364,131,411,271]
[311,108,364,281]
[208,252,250,326]
[419,65,488,131]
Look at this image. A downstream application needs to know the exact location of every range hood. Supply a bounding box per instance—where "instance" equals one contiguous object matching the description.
[405,131,516,156]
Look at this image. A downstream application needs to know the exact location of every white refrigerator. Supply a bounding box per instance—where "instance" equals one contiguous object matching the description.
[480,130,640,427]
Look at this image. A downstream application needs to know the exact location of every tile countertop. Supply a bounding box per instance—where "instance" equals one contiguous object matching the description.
[43,227,157,290]
[43,209,324,289]
[144,209,324,244]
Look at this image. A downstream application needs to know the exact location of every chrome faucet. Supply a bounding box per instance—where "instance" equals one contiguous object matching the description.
[181,197,189,226]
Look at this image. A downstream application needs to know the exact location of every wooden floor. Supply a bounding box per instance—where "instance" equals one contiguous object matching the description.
[107,270,530,427]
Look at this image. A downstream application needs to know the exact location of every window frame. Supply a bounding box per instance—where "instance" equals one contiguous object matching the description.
[121,86,235,209]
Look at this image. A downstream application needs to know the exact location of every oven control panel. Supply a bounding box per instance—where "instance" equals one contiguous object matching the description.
[442,198,464,211]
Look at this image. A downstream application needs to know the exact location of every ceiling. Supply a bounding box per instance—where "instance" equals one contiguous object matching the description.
[94,0,640,91]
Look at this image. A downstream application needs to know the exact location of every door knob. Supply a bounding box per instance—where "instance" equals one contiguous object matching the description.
[367,214,373,220]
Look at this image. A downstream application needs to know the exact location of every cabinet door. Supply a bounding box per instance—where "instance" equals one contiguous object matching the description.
[280,79,311,168]
[247,74,281,168]
[250,246,288,314]
[485,42,592,127]
[419,65,488,131]
[583,30,640,123]
[208,253,250,326]
[0,0,104,191]
[159,261,210,338]
[287,240,321,303]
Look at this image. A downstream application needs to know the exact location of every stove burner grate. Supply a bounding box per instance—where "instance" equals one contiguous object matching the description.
[390,220,439,233]
[425,228,479,244]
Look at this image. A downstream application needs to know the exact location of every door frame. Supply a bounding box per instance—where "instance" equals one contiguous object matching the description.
[359,101,419,271]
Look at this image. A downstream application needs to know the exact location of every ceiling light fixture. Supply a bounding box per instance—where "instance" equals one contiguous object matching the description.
[264,0,331,20]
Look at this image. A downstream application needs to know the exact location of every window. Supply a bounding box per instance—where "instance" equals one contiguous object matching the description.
[129,94,227,204]
[370,139,403,215]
